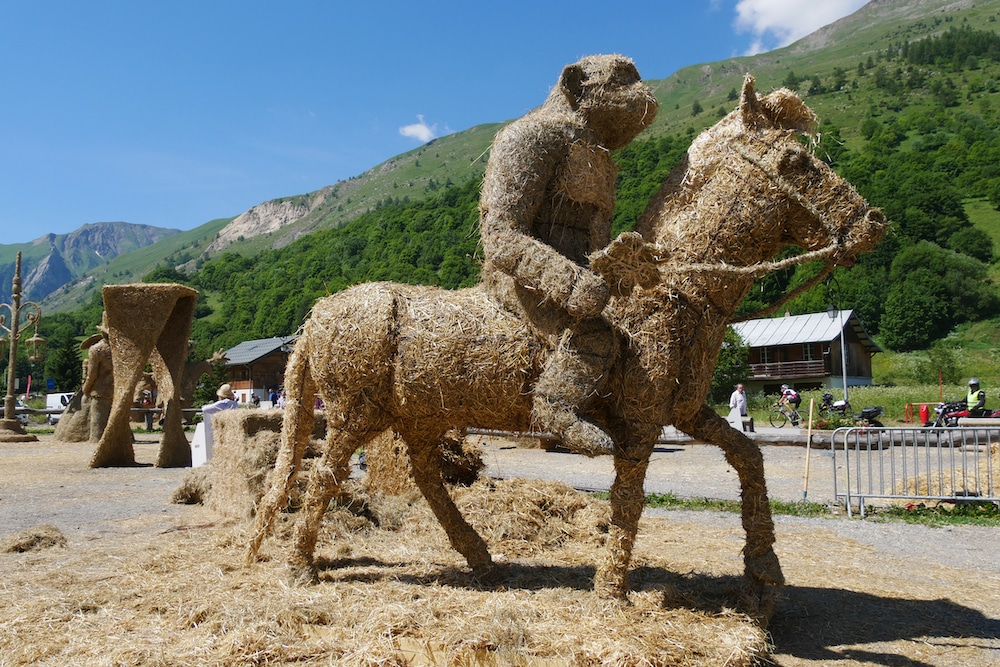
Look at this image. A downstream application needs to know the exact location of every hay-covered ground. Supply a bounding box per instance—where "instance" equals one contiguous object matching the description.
[1,435,998,666]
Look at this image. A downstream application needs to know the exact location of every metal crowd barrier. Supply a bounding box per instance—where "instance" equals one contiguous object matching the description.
[832,425,1000,517]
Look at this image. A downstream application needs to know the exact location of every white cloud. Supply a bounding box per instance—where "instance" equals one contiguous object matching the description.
[399,115,437,143]
[734,0,868,54]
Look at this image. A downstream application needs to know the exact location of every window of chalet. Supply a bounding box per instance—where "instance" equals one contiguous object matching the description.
[803,343,816,361]
[761,347,775,364]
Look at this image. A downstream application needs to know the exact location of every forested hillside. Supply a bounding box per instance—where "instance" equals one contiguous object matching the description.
[19,7,1000,395]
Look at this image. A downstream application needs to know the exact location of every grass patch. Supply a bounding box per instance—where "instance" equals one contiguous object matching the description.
[867,501,1000,527]
[606,491,1000,527]
[593,491,831,517]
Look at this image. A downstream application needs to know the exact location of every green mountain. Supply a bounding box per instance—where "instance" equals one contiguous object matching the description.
[29,0,1000,365]
[0,222,181,306]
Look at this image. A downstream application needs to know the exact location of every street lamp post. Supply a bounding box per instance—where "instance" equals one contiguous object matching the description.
[0,251,46,441]
[826,277,849,407]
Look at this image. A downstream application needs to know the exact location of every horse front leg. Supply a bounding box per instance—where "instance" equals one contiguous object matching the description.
[404,431,495,578]
[682,404,783,618]
[595,422,659,599]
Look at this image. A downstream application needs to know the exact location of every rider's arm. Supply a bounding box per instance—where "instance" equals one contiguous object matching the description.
[480,122,608,318]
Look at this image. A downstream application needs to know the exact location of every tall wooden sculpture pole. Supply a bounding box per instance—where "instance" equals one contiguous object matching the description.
[0,252,46,442]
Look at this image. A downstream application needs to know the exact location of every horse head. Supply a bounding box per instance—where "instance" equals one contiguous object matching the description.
[733,76,887,265]
[595,75,886,294]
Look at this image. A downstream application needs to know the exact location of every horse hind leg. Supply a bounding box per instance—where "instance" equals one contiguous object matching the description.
[287,435,360,584]
[403,429,494,577]
[246,340,319,564]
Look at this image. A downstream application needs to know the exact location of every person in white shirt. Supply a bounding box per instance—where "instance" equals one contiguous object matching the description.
[729,383,747,416]
[199,384,240,461]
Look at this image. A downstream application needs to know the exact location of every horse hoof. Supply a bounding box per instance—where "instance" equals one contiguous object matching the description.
[287,561,319,586]
[740,581,781,627]
[471,561,499,583]
[594,580,629,601]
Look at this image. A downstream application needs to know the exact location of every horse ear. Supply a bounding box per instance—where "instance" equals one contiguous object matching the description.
[559,64,586,110]
[739,74,765,127]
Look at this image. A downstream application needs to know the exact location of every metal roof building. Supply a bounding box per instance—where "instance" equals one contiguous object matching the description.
[732,310,880,353]
[222,336,297,404]
[731,310,880,393]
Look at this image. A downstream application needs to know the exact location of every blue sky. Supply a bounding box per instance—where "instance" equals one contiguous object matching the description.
[0,0,867,244]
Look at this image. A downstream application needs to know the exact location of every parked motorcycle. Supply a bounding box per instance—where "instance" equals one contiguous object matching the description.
[854,405,885,428]
[819,392,885,427]
[926,400,967,427]
[819,392,849,416]
[926,399,999,427]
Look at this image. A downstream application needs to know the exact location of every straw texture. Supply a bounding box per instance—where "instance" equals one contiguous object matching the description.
[88,283,199,468]
[249,73,886,619]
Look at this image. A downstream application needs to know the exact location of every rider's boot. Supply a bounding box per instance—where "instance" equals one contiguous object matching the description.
[531,324,616,457]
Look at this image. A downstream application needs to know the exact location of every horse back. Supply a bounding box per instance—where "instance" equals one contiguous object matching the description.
[304,282,540,433]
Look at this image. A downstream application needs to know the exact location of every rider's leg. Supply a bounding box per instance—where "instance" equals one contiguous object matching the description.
[532,318,616,456]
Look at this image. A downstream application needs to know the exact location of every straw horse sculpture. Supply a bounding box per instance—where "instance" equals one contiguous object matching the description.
[248,75,886,610]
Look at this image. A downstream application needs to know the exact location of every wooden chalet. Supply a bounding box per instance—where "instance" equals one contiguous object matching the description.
[731,310,880,395]
[222,335,296,404]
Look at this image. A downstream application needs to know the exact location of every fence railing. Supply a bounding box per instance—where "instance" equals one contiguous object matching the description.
[832,426,1000,517]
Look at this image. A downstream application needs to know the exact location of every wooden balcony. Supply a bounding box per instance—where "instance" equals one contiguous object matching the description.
[749,360,828,380]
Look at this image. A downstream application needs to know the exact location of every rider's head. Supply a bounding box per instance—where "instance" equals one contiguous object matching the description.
[781,384,789,391]
[969,378,981,388]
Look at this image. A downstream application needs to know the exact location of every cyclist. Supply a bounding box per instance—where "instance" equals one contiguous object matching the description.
[778,384,802,426]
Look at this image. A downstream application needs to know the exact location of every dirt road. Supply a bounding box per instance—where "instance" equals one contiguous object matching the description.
[1,434,998,666]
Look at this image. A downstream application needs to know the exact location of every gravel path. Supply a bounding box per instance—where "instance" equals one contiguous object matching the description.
[2,432,998,666]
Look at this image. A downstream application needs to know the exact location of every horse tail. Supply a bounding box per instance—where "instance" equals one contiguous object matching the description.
[246,328,318,564]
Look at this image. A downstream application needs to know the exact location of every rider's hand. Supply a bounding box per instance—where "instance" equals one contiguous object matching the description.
[565,269,609,318]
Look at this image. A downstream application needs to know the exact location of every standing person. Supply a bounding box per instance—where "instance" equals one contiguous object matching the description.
[200,384,240,461]
[478,54,658,456]
[729,383,748,417]
[202,383,239,417]
[967,378,987,417]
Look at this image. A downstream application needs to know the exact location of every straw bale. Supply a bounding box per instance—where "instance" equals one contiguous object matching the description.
[0,524,66,553]
[205,409,326,519]
[365,428,486,496]
[891,442,1000,506]
[363,428,412,495]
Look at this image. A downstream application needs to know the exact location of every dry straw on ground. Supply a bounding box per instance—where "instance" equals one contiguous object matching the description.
[0,524,67,553]
[1,478,770,666]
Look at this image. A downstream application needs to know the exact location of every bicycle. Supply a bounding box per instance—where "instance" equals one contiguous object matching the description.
[769,402,802,428]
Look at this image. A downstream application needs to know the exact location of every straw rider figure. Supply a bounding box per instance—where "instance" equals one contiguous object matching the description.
[82,314,114,443]
[479,54,658,455]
